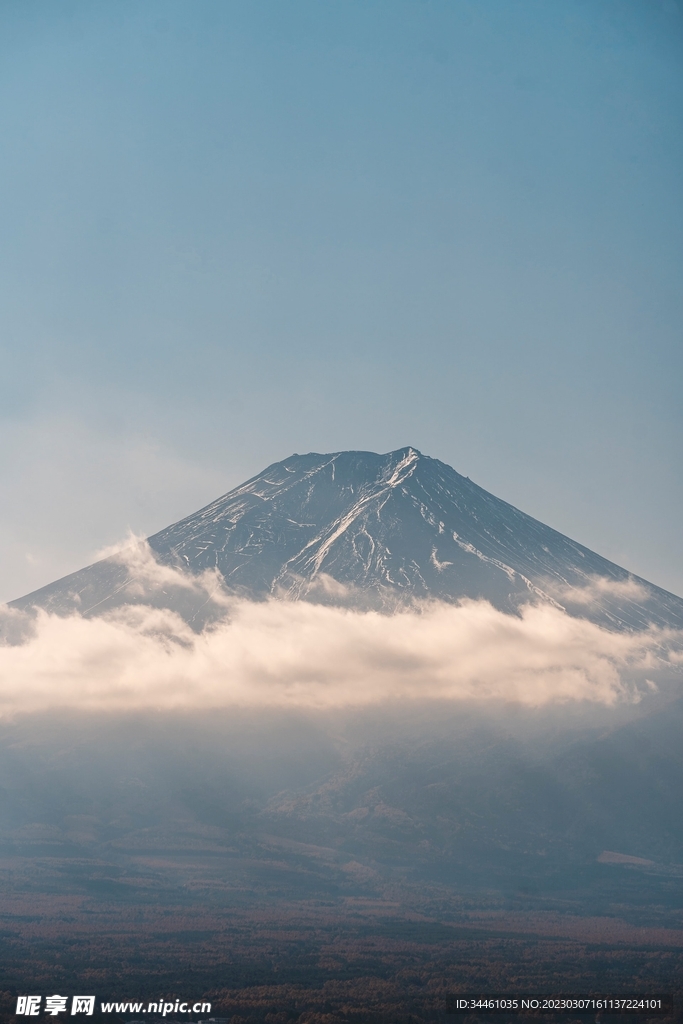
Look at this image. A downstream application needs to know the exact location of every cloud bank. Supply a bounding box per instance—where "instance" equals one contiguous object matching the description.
[0,542,680,718]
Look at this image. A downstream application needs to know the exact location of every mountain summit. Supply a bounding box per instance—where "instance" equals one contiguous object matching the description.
[10,447,683,631]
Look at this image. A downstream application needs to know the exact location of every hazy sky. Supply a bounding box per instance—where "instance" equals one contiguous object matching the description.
[1,0,682,602]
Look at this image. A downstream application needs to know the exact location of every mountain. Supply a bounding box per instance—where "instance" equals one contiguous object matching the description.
[10,446,683,631]
[4,448,683,1000]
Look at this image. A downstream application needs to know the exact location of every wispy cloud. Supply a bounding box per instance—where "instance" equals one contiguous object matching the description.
[549,574,651,607]
[96,531,228,598]
[0,544,679,718]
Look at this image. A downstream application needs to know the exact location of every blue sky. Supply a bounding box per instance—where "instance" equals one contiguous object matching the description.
[1,0,682,601]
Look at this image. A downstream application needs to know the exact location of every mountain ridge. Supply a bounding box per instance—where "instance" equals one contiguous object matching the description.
[9,446,683,633]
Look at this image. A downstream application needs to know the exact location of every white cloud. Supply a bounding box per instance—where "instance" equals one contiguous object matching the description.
[96,531,228,599]
[0,543,680,718]
[550,574,650,606]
